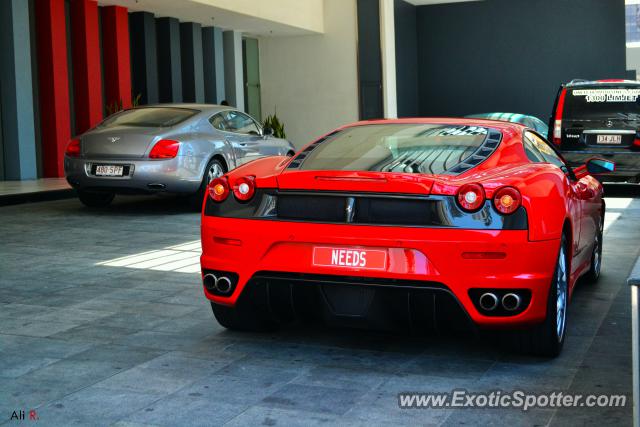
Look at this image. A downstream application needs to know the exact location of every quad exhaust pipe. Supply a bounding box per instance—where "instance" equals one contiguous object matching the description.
[479,292,499,311]
[478,291,522,312]
[203,273,233,295]
[501,293,522,311]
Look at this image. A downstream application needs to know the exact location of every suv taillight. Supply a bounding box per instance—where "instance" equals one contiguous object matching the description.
[552,88,567,147]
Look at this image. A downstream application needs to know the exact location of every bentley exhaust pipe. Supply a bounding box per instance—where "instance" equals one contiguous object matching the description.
[502,293,522,311]
[215,276,233,294]
[479,292,499,311]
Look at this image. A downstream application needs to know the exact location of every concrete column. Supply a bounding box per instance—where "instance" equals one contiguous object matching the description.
[35,0,72,178]
[379,0,397,119]
[130,11,159,104]
[0,0,37,180]
[180,22,205,103]
[156,17,182,103]
[101,6,132,109]
[70,0,103,134]
[223,30,245,111]
[202,27,225,104]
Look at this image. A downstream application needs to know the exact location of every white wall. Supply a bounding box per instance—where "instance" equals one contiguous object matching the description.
[627,46,640,79]
[98,0,324,35]
[259,0,359,148]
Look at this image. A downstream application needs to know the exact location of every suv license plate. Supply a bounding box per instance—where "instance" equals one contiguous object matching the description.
[95,165,124,176]
[596,135,622,144]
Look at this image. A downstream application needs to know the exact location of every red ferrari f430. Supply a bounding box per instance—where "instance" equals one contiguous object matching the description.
[200,119,613,357]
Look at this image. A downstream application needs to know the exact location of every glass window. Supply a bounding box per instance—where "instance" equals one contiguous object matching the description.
[209,113,227,131]
[223,111,260,135]
[298,124,492,175]
[524,131,567,171]
[564,87,640,119]
[627,3,640,45]
[523,134,546,163]
[99,107,199,128]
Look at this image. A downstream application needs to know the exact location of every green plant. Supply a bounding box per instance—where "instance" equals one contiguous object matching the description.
[263,111,286,139]
[105,93,142,117]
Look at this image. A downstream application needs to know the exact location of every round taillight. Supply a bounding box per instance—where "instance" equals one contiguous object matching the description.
[493,186,521,215]
[66,138,81,157]
[233,176,255,202]
[457,183,485,212]
[208,177,229,202]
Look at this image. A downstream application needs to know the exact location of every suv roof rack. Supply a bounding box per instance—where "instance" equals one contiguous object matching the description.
[565,79,640,87]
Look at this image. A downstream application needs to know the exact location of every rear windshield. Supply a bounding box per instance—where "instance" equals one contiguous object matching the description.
[99,107,199,128]
[298,124,490,174]
[565,87,640,119]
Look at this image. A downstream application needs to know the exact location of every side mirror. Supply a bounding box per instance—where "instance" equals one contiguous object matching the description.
[573,158,615,179]
[262,126,274,137]
[586,158,615,175]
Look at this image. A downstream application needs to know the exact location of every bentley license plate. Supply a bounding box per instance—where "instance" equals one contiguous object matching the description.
[95,165,124,176]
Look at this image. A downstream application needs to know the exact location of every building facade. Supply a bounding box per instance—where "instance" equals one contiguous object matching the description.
[0,0,629,181]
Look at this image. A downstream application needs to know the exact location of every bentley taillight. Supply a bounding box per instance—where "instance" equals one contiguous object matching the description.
[149,139,180,159]
[66,138,81,157]
[493,186,521,215]
[457,183,485,212]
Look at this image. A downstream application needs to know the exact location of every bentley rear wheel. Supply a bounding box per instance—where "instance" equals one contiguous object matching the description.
[77,190,115,208]
[192,158,226,210]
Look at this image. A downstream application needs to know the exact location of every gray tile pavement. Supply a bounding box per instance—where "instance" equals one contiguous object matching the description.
[0,194,638,426]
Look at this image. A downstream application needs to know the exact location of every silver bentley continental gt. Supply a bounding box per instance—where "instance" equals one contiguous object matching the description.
[64,104,296,208]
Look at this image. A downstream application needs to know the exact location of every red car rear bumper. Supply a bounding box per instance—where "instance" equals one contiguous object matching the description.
[201,216,560,328]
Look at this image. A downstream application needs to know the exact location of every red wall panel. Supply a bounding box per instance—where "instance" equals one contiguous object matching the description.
[101,6,132,110]
[71,0,103,134]
[35,0,71,178]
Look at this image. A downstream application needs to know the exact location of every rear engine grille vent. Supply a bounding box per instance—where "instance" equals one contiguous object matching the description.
[276,193,440,226]
[447,130,502,175]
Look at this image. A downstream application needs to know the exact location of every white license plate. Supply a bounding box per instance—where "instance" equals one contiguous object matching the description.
[596,135,622,144]
[95,165,124,176]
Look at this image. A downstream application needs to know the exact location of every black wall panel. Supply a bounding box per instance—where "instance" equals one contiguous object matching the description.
[394,0,418,117]
[156,17,182,103]
[357,0,383,120]
[130,12,159,105]
[180,22,205,103]
[416,0,626,121]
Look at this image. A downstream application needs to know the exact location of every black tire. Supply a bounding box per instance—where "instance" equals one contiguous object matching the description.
[510,234,569,357]
[584,217,604,284]
[210,302,278,332]
[77,190,115,208]
[192,158,226,210]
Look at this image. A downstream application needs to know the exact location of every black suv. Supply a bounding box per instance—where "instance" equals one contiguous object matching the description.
[548,79,640,182]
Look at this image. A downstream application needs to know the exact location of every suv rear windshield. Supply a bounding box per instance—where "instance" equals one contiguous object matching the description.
[99,107,199,128]
[565,87,640,119]
[298,124,492,174]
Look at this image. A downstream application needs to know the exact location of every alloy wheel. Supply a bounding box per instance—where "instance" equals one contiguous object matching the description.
[556,244,568,340]
[207,162,224,183]
[593,232,601,278]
